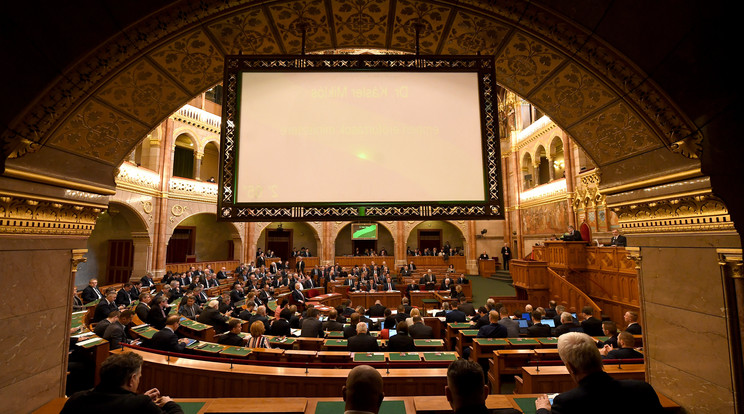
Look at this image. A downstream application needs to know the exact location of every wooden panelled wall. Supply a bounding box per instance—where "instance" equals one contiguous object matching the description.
[515,242,640,328]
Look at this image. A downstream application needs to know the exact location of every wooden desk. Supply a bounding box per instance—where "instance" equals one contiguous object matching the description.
[455,329,478,357]
[445,322,472,351]
[489,350,535,393]
[518,365,646,394]
[413,395,514,413]
[504,393,680,412]
[306,292,343,308]
[348,291,402,309]
[410,290,450,308]
[478,258,497,276]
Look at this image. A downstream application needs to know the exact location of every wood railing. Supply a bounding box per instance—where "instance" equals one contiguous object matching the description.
[510,260,600,315]
[546,267,601,315]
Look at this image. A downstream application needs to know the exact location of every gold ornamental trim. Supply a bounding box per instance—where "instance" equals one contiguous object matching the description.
[0,194,103,237]
[601,168,702,195]
[606,189,711,208]
[3,167,116,195]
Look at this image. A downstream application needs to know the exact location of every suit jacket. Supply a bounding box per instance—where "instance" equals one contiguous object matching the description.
[115,289,132,307]
[554,322,584,336]
[291,289,306,303]
[445,309,467,323]
[197,308,230,333]
[82,285,103,303]
[387,333,416,352]
[216,271,228,279]
[457,302,476,316]
[140,276,155,287]
[270,318,291,336]
[605,347,644,360]
[93,299,118,322]
[477,323,507,338]
[626,322,642,335]
[581,317,604,336]
[249,314,271,332]
[535,371,662,414]
[610,235,627,247]
[323,319,344,332]
[343,324,357,339]
[368,304,386,317]
[408,322,433,339]
[148,305,169,330]
[72,295,84,312]
[217,332,246,346]
[348,333,379,352]
[527,323,552,337]
[93,319,111,337]
[135,302,150,323]
[295,260,305,273]
[498,318,521,337]
[300,317,324,338]
[102,320,129,349]
[562,231,583,241]
[150,327,186,353]
[61,384,183,414]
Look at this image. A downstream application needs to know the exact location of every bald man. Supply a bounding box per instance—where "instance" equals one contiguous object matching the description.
[342,365,384,414]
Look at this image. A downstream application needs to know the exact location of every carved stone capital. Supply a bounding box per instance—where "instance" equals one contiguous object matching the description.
[625,247,642,271]
[718,249,743,280]
[71,249,88,270]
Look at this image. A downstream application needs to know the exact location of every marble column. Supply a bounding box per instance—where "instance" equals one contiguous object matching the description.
[130,232,151,280]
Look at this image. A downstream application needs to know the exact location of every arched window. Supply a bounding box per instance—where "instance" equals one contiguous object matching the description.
[536,145,550,185]
[173,134,196,178]
[522,152,534,190]
[550,137,565,179]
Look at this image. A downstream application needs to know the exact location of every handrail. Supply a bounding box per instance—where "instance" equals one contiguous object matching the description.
[546,267,602,315]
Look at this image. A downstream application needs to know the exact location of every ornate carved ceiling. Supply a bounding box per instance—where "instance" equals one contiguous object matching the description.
[3,0,698,177]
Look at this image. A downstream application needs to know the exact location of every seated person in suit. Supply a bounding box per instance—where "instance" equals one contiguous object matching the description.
[470,307,490,330]
[560,225,583,241]
[394,305,409,325]
[249,305,271,333]
[608,229,627,247]
[72,286,84,312]
[445,358,518,414]
[554,312,584,336]
[527,310,552,337]
[300,307,324,338]
[150,315,191,353]
[81,278,103,304]
[600,331,643,360]
[343,365,384,414]
[368,300,387,317]
[60,351,182,414]
[93,289,122,323]
[291,282,306,304]
[444,302,467,323]
[387,321,416,352]
[270,307,292,336]
[147,296,170,330]
[115,283,134,307]
[94,310,120,337]
[322,309,345,332]
[103,310,133,349]
[535,333,662,413]
[197,300,231,333]
[455,274,468,285]
[457,296,475,317]
[178,295,201,319]
[408,315,433,339]
[344,313,361,339]
[348,322,379,352]
[477,311,507,338]
[218,319,248,346]
[497,307,520,337]
[435,301,451,317]
[579,306,603,336]
[596,320,619,349]
[624,311,643,335]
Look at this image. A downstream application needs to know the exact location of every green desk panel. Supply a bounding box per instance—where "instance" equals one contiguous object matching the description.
[353,353,385,363]
[422,352,457,362]
[388,352,421,362]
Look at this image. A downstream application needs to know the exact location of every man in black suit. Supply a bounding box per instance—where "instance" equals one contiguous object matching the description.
[444,304,467,323]
[300,307,324,338]
[270,307,292,336]
[249,305,271,332]
[477,311,507,338]
[229,283,245,304]
[457,297,475,317]
[600,331,644,360]
[81,278,103,303]
[387,321,416,352]
[140,273,155,290]
[216,267,228,280]
[295,257,305,275]
[381,276,395,292]
[554,312,584,336]
[479,251,489,259]
[535,333,662,413]
[344,313,361,338]
[342,365,384,414]
[527,311,552,337]
[258,284,273,306]
[197,300,231,333]
[348,322,379,352]
[609,229,627,247]
[419,270,436,290]
[367,300,386,317]
[322,309,345,332]
[394,305,409,325]
[116,283,134,307]
[408,316,433,339]
[150,315,191,353]
[561,225,582,241]
[135,292,151,324]
[218,319,248,346]
[291,283,306,304]
[94,289,121,322]
[624,311,643,334]
[579,306,603,336]
[501,244,512,270]
[60,351,182,414]
[103,310,133,349]
[147,296,170,330]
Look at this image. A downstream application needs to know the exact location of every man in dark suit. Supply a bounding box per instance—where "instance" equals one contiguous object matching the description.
[561,225,582,241]
[535,333,662,413]
[230,283,245,304]
[477,311,507,338]
[322,309,345,332]
[419,270,436,290]
[140,273,155,289]
[257,284,273,306]
[147,296,170,330]
[554,312,584,336]
[579,306,603,336]
[218,319,248,346]
[60,351,182,414]
[291,283,306,304]
[116,283,134,307]
[216,267,228,280]
[150,315,191,353]
[457,297,475,317]
[249,305,271,332]
[300,307,324,338]
[408,316,433,339]
[348,322,379,352]
[527,311,552,337]
[367,300,386,317]
[609,229,627,247]
[381,276,395,292]
[103,310,133,349]
[93,290,120,323]
[270,308,292,336]
[624,311,643,334]
[479,251,489,259]
[445,304,467,323]
[600,331,644,360]
[344,313,361,338]
[501,244,512,270]
[197,300,231,333]
[387,322,416,352]
[135,292,151,323]
[295,257,305,275]
[81,278,103,303]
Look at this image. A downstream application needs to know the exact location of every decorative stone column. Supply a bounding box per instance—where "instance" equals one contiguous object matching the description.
[718,249,744,410]
[130,232,151,280]
[466,220,478,274]
[194,151,203,181]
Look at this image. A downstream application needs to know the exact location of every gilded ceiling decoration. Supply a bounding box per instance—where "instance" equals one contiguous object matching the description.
[2,0,700,173]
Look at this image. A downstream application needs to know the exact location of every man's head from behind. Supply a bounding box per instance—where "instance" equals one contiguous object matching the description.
[445,358,489,411]
[343,365,384,413]
[557,332,603,382]
[99,352,143,392]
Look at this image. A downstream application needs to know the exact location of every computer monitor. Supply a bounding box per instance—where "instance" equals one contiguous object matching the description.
[541,319,556,327]
[521,312,531,320]
[388,329,397,337]
[518,319,529,328]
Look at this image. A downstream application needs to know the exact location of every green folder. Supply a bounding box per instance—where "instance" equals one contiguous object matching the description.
[80,338,105,348]
[353,353,385,362]
[180,319,209,331]
[178,402,207,414]
[326,331,344,338]
[220,347,252,357]
[423,352,457,361]
[461,329,479,336]
[84,299,100,307]
[513,397,539,414]
[325,339,347,346]
[414,339,442,347]
[269,337,296,345]
[475,338,509,345]
[539,337,559,345]
[315,400,405,414]
[449,323,471,328]
[388,352,421,362]
[509,338,539,345]
[132,326,157,339]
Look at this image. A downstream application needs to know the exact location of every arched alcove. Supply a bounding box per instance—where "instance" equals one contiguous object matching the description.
[535,145,550,185]
[167,213,237,263]
[334,222,395,257]
[522,152,534,190]
[200,140,219,182]
[405,220,465,254]
[550,136,565,180]
[257,222,319,261]
[173,134,197,179]
[76,202,149,286]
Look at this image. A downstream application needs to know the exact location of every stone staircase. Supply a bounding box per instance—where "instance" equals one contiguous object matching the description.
[489,269,513,283]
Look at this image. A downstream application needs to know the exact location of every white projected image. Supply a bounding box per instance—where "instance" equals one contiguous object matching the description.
[236,71,485,203]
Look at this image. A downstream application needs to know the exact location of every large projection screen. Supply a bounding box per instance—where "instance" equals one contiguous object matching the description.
[219,55,503,222]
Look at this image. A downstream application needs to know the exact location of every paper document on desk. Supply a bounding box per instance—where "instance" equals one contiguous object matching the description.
[76,337,102,347]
